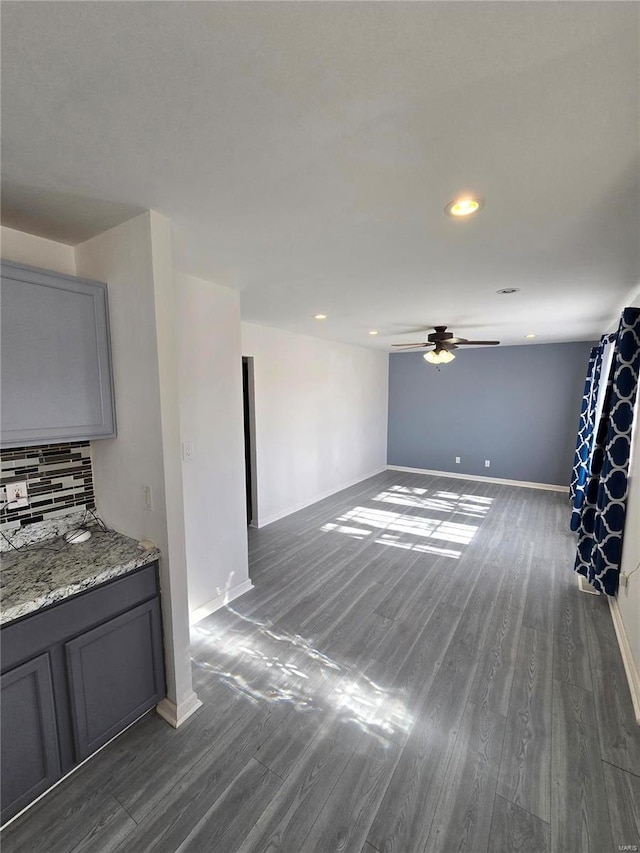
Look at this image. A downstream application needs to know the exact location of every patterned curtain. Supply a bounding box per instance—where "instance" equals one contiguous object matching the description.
[574,307,640,595]
[569,342,603,515]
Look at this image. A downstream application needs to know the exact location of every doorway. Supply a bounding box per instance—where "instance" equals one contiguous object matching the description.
[242,357,257,526]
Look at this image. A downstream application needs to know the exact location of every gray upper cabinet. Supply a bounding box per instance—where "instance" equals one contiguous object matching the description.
[1,260,116,447]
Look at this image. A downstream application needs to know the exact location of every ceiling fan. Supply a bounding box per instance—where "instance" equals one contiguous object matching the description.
[392,326,500,364]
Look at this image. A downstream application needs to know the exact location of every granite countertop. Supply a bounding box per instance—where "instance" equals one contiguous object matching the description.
[0,527,161,626]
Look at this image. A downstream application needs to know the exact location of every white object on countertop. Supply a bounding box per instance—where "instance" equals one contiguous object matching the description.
[137,539,157,551]
[64,528,92,544]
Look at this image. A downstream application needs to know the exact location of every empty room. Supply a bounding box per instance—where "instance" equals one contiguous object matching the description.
[1,2,639,852]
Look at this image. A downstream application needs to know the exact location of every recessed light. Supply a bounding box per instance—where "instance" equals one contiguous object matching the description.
[496,288,519,295]
[525,333,537,339]
[314,314,327,320]
[445,197,484,218]
[368,330,379,336]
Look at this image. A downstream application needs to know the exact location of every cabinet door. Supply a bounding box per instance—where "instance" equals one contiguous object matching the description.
[0,260,116,447]
[65,599,165,760]
[1,653,61,824]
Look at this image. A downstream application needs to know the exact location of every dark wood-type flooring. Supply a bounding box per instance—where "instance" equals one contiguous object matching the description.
[3,471,640,852]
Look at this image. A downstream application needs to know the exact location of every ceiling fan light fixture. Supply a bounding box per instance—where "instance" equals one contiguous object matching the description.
[424,348,455,365]
[445,197,483,218]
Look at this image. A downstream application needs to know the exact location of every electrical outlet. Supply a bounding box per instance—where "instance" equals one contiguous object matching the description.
[485,460,491,468]
[455,456,461,464]
[8,481,29,507]
[182,441,194,461]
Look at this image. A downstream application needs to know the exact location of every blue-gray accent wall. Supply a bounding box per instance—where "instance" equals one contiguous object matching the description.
[387,341,597,486]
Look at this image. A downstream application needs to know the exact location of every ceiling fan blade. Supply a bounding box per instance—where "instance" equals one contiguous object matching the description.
[392,326,437,335]
[453,340,500,346]
[391,342,428,347]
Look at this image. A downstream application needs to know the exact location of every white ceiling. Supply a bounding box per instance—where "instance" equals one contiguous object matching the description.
[2,2,639,349]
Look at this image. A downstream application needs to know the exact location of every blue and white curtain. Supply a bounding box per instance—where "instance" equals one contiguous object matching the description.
[573,307,640,595]
[569,342,604,518]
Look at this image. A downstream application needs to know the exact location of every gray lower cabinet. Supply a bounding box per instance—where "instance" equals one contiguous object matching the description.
[1,653,61,820]
[66,599,164,760]
[0,259,116,447]
[0,564,164,824]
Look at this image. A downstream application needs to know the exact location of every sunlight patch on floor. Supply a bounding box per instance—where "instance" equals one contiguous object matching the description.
[324,505,478,546]
[321,522,372,539]
[374,534,462,559]
[319,484,493,554]
[330,671,413,739]
[373,487,493,520]
[192,608,412,740]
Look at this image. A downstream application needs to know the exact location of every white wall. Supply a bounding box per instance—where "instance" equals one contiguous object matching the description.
[177,273,251,620]
[241,323,389,526]
[1,225,75,275]
[616,284,640,705]
[619,393,640,679]
[74,212,198,724]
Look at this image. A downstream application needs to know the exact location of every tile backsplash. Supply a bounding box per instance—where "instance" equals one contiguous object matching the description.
[1,442,95,535]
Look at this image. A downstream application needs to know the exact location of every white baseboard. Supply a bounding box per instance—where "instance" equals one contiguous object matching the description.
[255,466,388,528]
[608,595,640,726]
[156,691,203,728]
[386,465,568,493]
[189,578,254,626]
